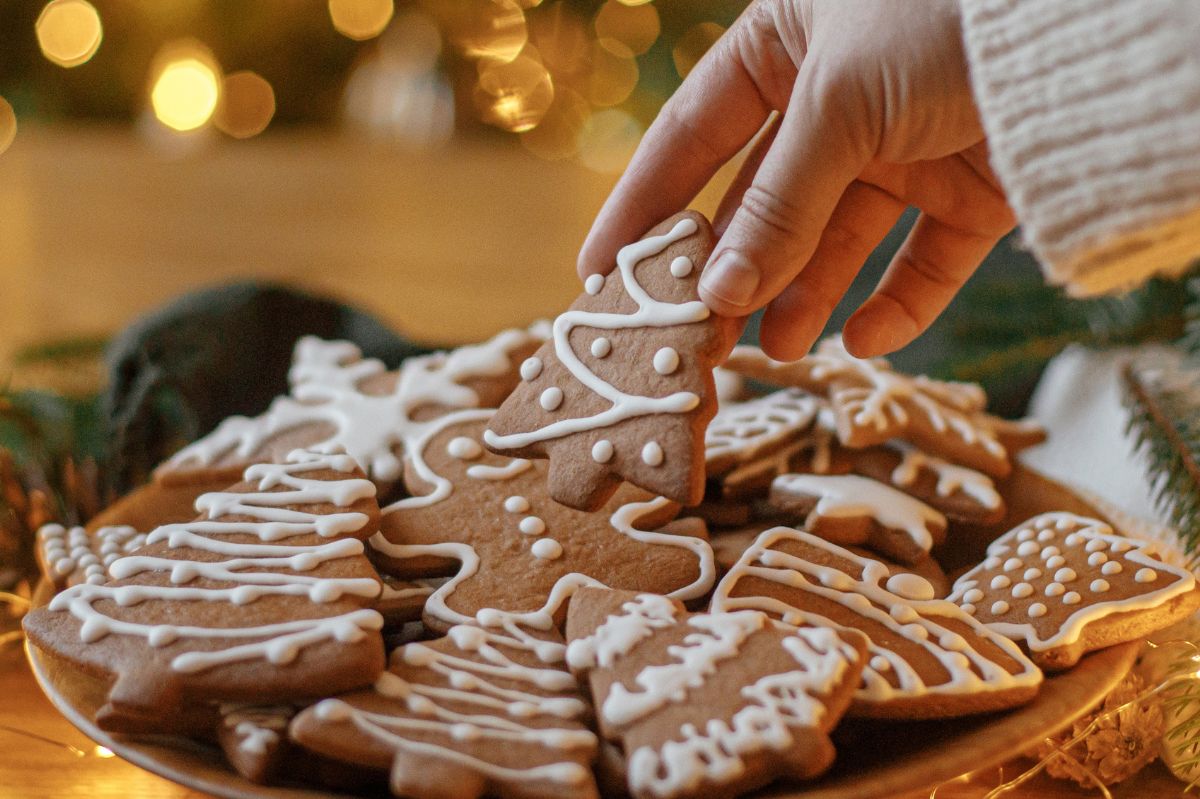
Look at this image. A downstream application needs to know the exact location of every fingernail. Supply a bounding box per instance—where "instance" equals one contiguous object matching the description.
[700,251,759,308]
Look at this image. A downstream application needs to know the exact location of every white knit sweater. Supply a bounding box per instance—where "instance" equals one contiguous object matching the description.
[959,0,1200,296]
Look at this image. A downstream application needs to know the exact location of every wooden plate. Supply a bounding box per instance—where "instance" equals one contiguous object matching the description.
[25,465,1143,799]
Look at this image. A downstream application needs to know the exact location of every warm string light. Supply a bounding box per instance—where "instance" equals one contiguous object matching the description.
[148,41,221,132]
[215,71,276,139]
[35,0,102,69]
[328,0,394,42]
[0,96,15,156]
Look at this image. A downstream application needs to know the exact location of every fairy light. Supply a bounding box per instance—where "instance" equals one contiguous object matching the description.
[577,107,642,173]
[0,97,15,157]
[672,22,725,79]
[475,48,554,132]
[149,42,221,132]
[328,0,394,41]
[588,39,638,107]
[35,0,102,69]
[214,71,275,139]
[593,1,660,56]
[447,0,527,63]
[520,85,589,160]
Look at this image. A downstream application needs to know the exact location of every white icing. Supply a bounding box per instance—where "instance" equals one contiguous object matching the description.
[653,347,680,376]
[531,539,563,560]
[447,437,483,460]
[991,575,1011,590]
[591,439,614,464]
[991,601,1010,615]
[642,441,664,467]
[585,273,605,295]
[1090,579,1110,593]
[539,387,564,412]
[485,218,708,452]
[39,524,147,586]
[885,574,936,601]
[889,444,1003,510]
[590,337,612,358]
[1011,583,1034,599]
[1101,561,1122,576]
[519,517,546,536]
[567,594,678,671]
[1063,592,1081,605]
[771,473,945,553]
[704,389,820,468]
[1135,568,1158,583]
[465,460,532,482]
[47,452,384,673]
[1028,603,1047,618]
[504,496,529,514]
[669,255,692,278]
[520,357,543,382]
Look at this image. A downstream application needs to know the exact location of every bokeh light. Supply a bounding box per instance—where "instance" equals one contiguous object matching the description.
[215,71,275,139]
[328,0,394,41]
[0,97,16,156]
[520,85,589,160]
[673,22,725,79]
[475,48,554,132]
[593,1,659,56]
[588,39,638,107]
[528,2,589,78]
[149,42,221,132]
[577,107,642,173]
[445,0,528,63]
[616,0,654,5]
[35,0,103,69]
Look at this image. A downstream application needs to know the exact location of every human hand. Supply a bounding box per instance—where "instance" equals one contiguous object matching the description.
[577,0,1016,360]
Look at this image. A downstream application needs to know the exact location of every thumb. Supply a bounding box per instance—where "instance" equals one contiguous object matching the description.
[700,65,869,316]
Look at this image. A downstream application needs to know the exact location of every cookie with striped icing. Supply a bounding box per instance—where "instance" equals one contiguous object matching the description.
[949,512,1200,670]
[565,588,866,799]
[711,526,1042,718]
[291,623,599,799]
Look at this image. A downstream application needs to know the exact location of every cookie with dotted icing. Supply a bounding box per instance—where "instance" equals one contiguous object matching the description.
[291,622,599,799]
[484,211,739,511]
[949,512,1200,670]
[217,703,297,784]
[769,473,948,566]
[372,412,715,633]
[712,526,1042,718]
[23,450,388,730]
[37,523,147,592]
[723,339,1033,479]
[156,325,547,488]
[564,588,866,799]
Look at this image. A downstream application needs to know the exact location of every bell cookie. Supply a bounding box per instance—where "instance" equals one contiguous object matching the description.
[769,473,947,566]
[484,211,738,510]
[565,588,866,799]
[23,450,387,728]
[372,412,715,632]
[291,623,599,799]
[949,512,1200,670]
[157,326,546,488]
[712,526,1042,718]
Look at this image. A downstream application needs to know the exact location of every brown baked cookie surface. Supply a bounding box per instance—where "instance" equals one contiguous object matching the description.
[373,413,715,632]
[23,451,387,730]
[949,512,1200,670]
[484,211,738,511]
[565,588,866,799]
[711,527,1042,719]
[291,623,599,799]
[217,703,297,784]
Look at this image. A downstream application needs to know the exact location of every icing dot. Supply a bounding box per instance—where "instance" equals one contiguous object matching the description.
[1063,591,1082,605]
[990,575,1011,590]
[451,723,482,742]
[1003,558,1023,572]
[1101,561,1123,576]
[1087,552,1107,567]
[539,387,564,411]
[1045,555,1066,569]
[1028,603,1048,618]
[652,347,680,375]
[592,439,614,463]
[1011,582,1034,599]
[963,588,984,604]
[1023,568,1043,581]
[591,337,612,358]
[1017,528,1035,542]
[531,538,563,560]
[1042,546,1061,559]
[642,441,664,466]
[1037,529,1055,542]
[1090,579,1110,593]
[1086,539,1108,553]
[519,516,546,536]
[504,496,529,514]
[1054,568,1077,583]
[1135,568,1158,583]
[885,573,936,601]
[940,633,968,651]
[1111,541,1132,553]
[889,605,919,624]
[447,437,483,460]
[990,601,1010,615]
[1045,582,1065,597]
[962,604,977,615]
[670,256,693,278]
[1065,533,1083,547]
[584,274,605,295]
[520,357,542,382]
[1017,541,1040,557]
[983,557,1002,570]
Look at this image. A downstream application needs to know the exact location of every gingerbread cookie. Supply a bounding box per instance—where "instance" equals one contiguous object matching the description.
[769,473,948,566]
[949,512,1200,670]
[712,527,1042,718]
[372,412,714,632]
[24,450,387,729]
[565,588,866,799]
[291,622,599,799]
[705,389,820,477]
[157,325,546,488]
[37,523,146,591]
[484,211,738,510]
[218,703,297,784]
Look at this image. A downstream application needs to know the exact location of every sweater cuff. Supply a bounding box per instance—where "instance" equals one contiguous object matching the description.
[959,0,1200,296]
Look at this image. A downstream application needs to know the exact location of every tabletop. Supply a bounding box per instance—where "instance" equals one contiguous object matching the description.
[0,128,1191,798]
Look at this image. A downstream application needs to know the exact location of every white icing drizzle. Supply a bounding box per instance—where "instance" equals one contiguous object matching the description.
[166,326,545,485]
[447,437,483,460]
[704,389,819,467]
[220,704,292,755]
[771,473,945,553]
[39,524,147,587]
[653,347,680,376]
[566,593,678,670]
[592,439,615,464]
[485,218,709,451]
[642,441,664,467]
[310,622,595,787]
[888,444,1002,510]
[711,527,1042,703]
[948,512,1197,651]
[465,460,533,481]
[591,337,612,358]
[46,451,385,673]
[885,574,936,601]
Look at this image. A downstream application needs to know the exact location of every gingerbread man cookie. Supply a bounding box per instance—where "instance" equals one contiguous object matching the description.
[484,211,738,511]
[372,412,715,632]
[291,622,599,799]
[565,588,866,799]
[712,527,1042,718]
[949,512,1200,670]
[24,450,387,730]
[157,325,546,488]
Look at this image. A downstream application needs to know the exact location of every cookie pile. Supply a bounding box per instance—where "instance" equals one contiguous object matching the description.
[25,212,1200,799]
